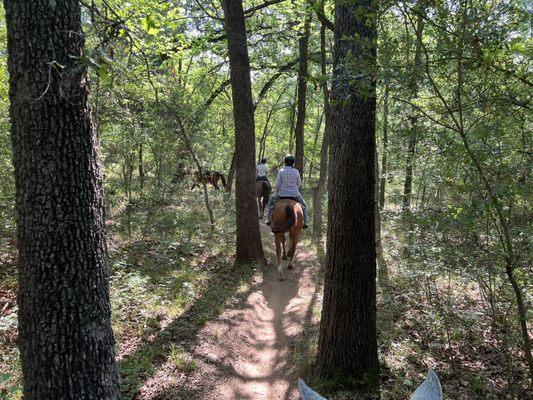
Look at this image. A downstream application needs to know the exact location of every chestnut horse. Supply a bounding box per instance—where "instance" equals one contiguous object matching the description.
[270,199,304,280]
[255,180,271,218]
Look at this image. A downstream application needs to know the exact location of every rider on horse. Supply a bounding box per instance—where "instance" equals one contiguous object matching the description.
[256,158,270,183]
[265,154,308,229]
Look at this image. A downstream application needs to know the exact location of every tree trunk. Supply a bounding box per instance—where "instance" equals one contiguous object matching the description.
[312,22,331,239]
[139,142,145,193]
[258,109,273,162]
[375,152,388,288]
[122,153,134,201]
[308,109,324,181]
[172,116,216,226]
[294,14,311,178]
[4,1,120,398]
[222,0,265,264]
[452,0,533,375]
[402,2,425,211]
[288,93,297,154]
[315,0,380,394]
[379,79,389,209]
[402,132,416,209]
[226,151,236,193]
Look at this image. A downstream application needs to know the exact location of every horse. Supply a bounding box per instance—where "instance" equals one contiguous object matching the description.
[255,179,271,219]
[190,170,227,190]
[270,199,304,280]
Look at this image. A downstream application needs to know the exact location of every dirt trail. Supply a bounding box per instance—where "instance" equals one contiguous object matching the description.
[194,222,320,400]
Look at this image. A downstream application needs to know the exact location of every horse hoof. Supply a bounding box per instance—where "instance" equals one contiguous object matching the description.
[288,264,293,270]
[282,255,287,260]
[278,266,284,280]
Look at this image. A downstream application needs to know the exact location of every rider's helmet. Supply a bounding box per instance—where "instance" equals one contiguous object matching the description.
[261,158,267,164]
[284,154,295,166]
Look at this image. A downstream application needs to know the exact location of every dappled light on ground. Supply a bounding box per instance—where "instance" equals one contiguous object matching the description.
[193,223,320,400]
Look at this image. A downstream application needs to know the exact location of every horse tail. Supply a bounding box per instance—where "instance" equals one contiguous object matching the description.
[271,205,295,233]
[261,180,270,196]
[218,172,227,188]
[262,181,270,208]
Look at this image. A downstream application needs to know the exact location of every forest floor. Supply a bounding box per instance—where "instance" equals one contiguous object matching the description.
[143,222,322,400]
[1,191,530,399]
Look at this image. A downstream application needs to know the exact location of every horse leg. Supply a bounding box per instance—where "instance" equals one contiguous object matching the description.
[258,197,263,218]
[281,234,287,260]
[287,231,298,269]
[262,195,268,219]
[275,234,284,280]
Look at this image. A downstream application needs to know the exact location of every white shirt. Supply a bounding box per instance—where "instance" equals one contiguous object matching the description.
[256,163,268,177]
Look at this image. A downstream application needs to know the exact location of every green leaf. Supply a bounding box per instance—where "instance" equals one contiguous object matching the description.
[142,15,159,36]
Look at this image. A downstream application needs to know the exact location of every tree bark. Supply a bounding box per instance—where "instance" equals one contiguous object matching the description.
[312,22,331,238]
[294,14,311,178]
[315,0,380,393]
[4,1,120,398]
[221,0,265,263]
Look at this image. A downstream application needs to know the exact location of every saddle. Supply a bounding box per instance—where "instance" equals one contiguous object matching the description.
[279,196,299,202]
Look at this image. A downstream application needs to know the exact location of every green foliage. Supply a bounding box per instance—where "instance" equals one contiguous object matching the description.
[0,0,530,398]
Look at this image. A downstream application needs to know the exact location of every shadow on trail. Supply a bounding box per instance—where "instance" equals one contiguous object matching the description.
[118,255,257,399]
[146,223,321,400]
[201,223,319,399]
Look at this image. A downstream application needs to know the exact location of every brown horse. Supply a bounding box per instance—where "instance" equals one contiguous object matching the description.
[270,199,304,280]
[191,170,227,190]
[255,180,271,219]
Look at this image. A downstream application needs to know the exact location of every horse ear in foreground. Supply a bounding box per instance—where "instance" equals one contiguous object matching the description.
[298,379,326,400]
[298,369,443,400]
[410,369,443,400]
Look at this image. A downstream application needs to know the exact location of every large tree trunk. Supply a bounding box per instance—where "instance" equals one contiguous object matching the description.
[402,2,425,211]
[222,0,265,263]
[4,1,120,398]
[315,0,379,394]
[312,22,331,239]
[294,14,311,178]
